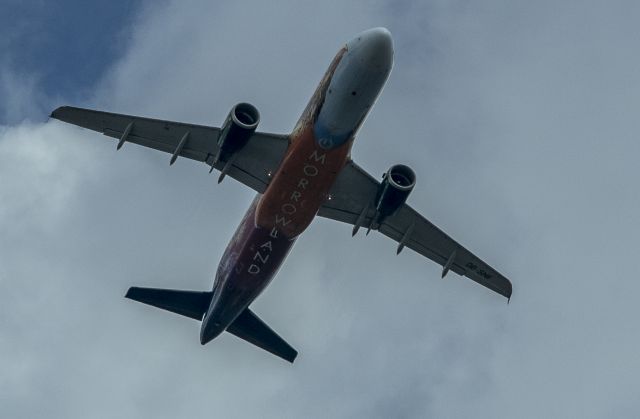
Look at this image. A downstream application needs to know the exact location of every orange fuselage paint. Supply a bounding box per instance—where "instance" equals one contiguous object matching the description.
[256,46,351,238]
[255,124,352,238]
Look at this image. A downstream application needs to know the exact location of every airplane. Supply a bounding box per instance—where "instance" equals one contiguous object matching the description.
[50,27,512,363]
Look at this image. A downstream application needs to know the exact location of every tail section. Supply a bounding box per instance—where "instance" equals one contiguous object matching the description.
[125,287,212,320]
[125,286,297,362]
[228,308,298,363]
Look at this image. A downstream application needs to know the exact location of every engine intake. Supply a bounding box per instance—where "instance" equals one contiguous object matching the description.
[375,164,416,220]
[217,102,260,158]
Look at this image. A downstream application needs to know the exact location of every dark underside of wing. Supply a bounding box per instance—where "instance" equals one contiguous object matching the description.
[50,106,289,193]
[318,160,512,300]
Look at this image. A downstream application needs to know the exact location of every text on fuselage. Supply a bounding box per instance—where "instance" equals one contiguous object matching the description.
[248,149,327,276]
[274,149,327,229]
[247,226,279,275]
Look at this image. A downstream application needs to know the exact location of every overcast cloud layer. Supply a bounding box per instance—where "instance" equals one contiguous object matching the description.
[2,1,640,418]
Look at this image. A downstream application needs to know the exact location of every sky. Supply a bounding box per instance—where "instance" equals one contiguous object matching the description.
[1,0,640,417]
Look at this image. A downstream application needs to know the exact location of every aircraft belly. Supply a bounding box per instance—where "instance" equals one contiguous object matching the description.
[205,200,295,337]
[256,124,352,238]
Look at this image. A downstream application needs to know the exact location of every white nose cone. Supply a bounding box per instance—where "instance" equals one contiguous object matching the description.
[314,28,394,149]
[346,27,394,71]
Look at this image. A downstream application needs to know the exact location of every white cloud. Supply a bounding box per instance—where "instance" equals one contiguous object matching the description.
[0,123,95,230]
[0,66,46,124]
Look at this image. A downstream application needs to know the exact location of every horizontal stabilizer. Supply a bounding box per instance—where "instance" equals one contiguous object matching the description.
[125,287,212,320]
[227,308,298,363]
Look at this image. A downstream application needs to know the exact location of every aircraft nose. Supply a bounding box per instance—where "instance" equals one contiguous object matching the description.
[364,27,393,54]
[348,27,394,70]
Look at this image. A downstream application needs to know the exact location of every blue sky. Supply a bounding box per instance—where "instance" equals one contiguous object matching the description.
[2,1,640,418]
[0,0,141,123]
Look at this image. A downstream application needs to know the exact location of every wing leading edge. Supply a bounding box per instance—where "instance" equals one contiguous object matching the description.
[319,160,513,300]
[50,106,289,193]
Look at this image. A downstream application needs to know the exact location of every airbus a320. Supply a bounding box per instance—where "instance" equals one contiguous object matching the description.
[51,28,512,363]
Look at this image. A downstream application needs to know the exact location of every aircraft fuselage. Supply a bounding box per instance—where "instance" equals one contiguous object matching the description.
[200,28,394,344]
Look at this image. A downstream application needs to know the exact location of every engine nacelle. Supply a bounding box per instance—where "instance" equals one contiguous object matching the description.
[217,102,260,159]
[375,164,416,220]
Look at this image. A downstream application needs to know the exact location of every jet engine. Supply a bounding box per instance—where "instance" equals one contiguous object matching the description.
[216,102,260,159]
[374,164,416,220]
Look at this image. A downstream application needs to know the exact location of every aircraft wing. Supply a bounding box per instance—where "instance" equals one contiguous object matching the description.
[50,106,289,193]
[318,161,513,300]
